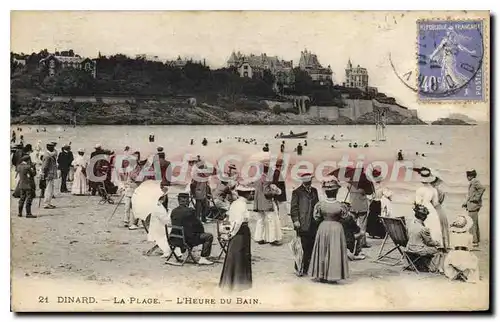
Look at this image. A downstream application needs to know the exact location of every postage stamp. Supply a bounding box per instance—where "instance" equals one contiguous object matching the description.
[417,19,485,102]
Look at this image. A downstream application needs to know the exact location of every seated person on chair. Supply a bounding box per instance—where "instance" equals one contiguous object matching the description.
[170,192,214,265]
[212,179,237,212]
[406,203,440,271]
[340,205,365,260]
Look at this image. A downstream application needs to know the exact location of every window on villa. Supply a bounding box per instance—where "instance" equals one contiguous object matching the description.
[244,65,248,70]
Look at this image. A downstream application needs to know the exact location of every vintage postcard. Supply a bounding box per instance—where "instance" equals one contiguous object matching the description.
[10,11,490,312]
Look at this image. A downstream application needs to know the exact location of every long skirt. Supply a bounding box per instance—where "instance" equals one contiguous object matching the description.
[309,221,349,282]
[71,168,88,195]
[254,211,282,243]
[366,200,386,238]
[219,223,252,292]
[435,205,450,250]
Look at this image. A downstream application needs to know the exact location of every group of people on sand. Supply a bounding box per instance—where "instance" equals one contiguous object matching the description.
[11,131,486,289]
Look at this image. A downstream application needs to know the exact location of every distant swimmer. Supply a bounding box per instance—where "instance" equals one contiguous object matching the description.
[262,143,269,152]
[304,140,308,147]
[348,143,352,148]
[331,135,335,141]
[149,133,155,143]
[190,139,194,145]
[430,141,435,145]
[416,152,419,156]
[202,138,208,146]
[422,153,426,157]
[397,149,404,161]
[353,143,358,148]
[364,143,369,148]
[297,143,303,156]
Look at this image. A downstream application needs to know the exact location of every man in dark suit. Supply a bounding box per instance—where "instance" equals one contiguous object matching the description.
[290,173,319,276]
[170,192,214,265]
[17,155,37,218]
[57,145,74,193]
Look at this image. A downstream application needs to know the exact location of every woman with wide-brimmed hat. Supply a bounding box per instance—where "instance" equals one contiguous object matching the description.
[309,179,349,283]
[443,215,480,283]
[415,167,443,250]
[429,169,450,250]
[219,183,255,292]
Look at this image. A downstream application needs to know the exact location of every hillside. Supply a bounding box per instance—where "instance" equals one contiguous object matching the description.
[448,113,477,124]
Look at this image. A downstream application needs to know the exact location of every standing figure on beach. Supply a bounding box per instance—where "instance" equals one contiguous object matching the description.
[41,142,58,209]
[290,173,319,276]
[366,174,386,239]
[262,143,270,152]
[123,151,142,230]
[415,168,444,249]
[309,180,349,283]
[462,169,485,248]
[272,161,292,231]
[429,172,450,247]
[253,164,283,245]
[397,149,404,161]
[17,155,37,218]
[11,130,16,144]
[148,133,155,143]
[219,184,254,292]
[71,148,88,196]
[19,135,24,147]
[57,145,74,193]
[202,138,208,146]
[191,162,211,223]
[280,141,285,153]
[349,184,370,248]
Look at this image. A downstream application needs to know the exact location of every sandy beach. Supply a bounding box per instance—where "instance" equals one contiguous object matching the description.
[10,176,490,312]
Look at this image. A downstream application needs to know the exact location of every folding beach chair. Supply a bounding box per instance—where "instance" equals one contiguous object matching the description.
[98,182,114,205]
[165,225,198,266]
[374,217,408,266]
[216,219,230,260]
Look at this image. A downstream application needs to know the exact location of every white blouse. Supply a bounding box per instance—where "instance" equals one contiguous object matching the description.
[225,196,250,239]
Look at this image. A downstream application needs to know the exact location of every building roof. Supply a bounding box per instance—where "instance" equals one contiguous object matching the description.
[229,51,293,70]
[40,55,85,64]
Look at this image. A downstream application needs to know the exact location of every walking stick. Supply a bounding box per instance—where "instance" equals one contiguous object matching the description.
[107,193,125,223]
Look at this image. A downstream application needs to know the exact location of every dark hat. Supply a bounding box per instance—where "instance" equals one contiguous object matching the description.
[62,144,70,150]
[299,173,313,182]
[178,192,190,198]
[23,144,33,153]
[466,169,477,177]
[322,180,341,191]
[46,142,55,147]
[157,146,164,152]
[20,155,31,162]
[50,141,58,146]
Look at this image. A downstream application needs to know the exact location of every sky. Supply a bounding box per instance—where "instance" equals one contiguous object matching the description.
[10,11,490,121]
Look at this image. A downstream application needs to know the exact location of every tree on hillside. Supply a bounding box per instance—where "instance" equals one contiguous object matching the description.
[292,67,313,95]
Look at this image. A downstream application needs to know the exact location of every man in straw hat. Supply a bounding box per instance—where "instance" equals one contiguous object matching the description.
[170,192,214,265]
[290,173,319,276]
[462,169,485,248]
[41,142,58,209]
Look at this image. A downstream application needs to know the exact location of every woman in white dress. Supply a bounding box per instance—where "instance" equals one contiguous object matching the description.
[415,168,444,272]
[71,148,88,195]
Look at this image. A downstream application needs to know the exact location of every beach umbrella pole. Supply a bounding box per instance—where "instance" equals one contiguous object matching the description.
[107,193,125,223]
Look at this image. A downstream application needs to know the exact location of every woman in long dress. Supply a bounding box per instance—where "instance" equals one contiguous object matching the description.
[415,169,443,248]
[309,180,349,283]
[219,184,254,292]
[71,148,88,195]
[430,175,450,249]
[366,178,386,238]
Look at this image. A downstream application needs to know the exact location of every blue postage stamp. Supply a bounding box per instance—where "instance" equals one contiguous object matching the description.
[417,19,485,102]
